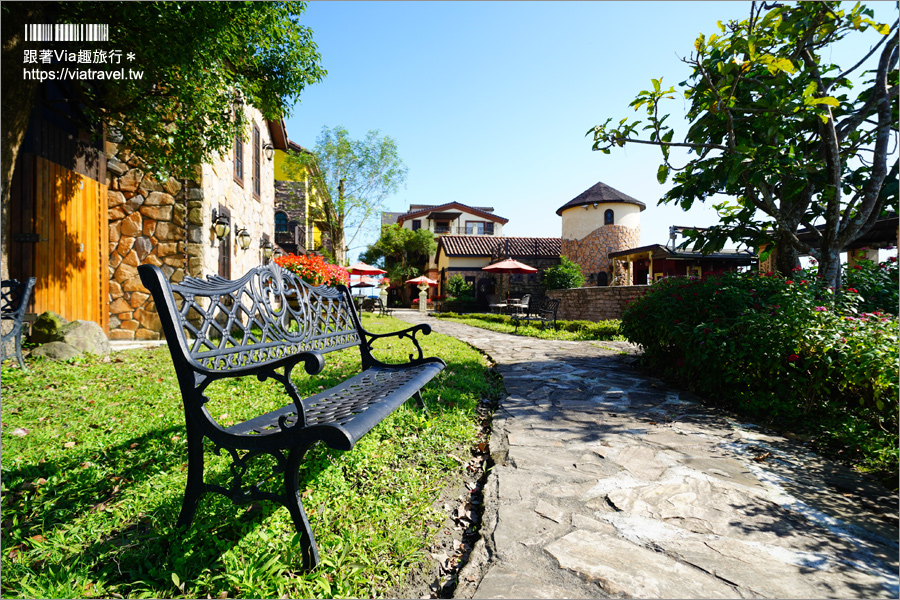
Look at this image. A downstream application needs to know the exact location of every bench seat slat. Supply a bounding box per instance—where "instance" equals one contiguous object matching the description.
[225,361,444,450]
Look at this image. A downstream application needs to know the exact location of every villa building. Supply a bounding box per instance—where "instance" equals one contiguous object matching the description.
[4,77,290,340]
[273,141,328,256]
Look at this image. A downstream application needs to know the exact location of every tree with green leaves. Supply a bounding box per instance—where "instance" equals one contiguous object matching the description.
[2,1,325,185]
[588,1,897,288]
[2,1,325,275]
[283,126,408,264]
[360,224,435,303]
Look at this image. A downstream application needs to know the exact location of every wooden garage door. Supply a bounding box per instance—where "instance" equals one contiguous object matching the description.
[9,155,109,332]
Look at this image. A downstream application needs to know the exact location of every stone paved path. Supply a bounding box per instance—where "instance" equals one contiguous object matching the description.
[392,310,899,600]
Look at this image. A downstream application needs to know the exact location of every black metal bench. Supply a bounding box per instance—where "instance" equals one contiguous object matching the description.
[1,277,36,370]
[512,297,560,332]
[373,297,394,317]
[138,264,446,570]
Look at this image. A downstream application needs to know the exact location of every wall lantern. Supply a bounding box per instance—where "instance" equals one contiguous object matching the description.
[273,248,284,259]
[232,89,244,112]
[263,143,275,161]
[261,239,274,261]
[236,227,252,250]
[212,209,231,240]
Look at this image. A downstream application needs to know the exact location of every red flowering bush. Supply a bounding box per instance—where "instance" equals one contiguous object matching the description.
[841,254,898,314]
[273,253,350,287]
[622,270,898,482]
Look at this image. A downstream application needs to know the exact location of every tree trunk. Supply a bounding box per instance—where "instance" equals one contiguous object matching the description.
[335,179,346,264]
[773,230,801,277]
[817,247,842,291]
[1,3,46,279]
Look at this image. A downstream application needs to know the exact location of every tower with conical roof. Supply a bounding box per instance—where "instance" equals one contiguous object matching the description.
[556,181,645,285]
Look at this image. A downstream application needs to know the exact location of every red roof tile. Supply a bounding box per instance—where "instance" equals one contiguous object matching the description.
[438,235,561,258]
[397,202,509,224]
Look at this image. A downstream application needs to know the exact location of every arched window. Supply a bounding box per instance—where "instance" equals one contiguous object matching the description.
[604,209,614,225]
[275,211,289,233]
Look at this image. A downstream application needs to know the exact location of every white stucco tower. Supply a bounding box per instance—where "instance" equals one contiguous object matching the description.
[556,181,645,285]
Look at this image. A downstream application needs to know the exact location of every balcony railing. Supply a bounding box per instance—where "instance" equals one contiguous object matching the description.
[429,226,496,235]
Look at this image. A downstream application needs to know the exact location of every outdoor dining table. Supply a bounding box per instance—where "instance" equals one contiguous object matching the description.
[505,302,528,315]
[490,301,528,315]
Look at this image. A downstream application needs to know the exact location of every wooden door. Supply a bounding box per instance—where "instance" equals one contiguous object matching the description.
[8,154,109,331]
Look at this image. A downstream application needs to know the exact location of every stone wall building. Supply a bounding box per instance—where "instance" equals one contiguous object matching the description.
[105,105,284,340]
[273,140,328,256]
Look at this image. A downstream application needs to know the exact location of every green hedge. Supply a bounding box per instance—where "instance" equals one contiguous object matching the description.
[621,267,898,483]
[435,312,621,341]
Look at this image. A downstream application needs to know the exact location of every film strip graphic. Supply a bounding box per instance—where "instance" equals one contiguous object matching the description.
[25,24,108,42]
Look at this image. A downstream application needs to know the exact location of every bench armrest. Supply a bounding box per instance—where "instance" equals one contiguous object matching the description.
[358,322,441,369]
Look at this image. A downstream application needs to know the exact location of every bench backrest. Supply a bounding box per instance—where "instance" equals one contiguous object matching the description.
[139,264,361,375]
[532,297,559,316]
[1,278,35,323]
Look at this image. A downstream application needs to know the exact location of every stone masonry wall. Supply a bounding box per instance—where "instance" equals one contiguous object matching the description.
[547,285,647,322]
[105,136,198,340]
[562,224,640,280]
[198,111,276,278]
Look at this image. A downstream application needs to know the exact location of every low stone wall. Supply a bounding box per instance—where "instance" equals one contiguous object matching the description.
[546,286,647,322]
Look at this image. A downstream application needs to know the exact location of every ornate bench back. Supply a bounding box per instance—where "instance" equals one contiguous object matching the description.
[139,264,361,374]
[535,297,559,316]
[1,278,36,322]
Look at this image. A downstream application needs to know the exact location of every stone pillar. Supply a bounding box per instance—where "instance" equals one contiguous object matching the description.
[418,284,428,313]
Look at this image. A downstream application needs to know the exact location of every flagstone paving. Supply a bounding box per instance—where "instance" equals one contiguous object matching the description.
[393,310,899,600]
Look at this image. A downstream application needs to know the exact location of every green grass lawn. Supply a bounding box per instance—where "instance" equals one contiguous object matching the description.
[433,312,624,341]
[1,314,503,599]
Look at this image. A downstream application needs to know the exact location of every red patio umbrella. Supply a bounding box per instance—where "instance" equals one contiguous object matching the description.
[482,258,538,301]
[405,275,438,286]
[350,275,380,288]
[346,261,387,276]
[481,258,538,274]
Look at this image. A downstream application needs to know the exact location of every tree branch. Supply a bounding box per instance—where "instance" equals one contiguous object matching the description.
[826,19,898,93]
[601,135,729,153]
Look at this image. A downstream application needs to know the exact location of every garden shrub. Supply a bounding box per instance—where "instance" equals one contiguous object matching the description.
[621,269,898,482]
[841,255,898,315]
[543,256,585,290]
[446,275,475,303]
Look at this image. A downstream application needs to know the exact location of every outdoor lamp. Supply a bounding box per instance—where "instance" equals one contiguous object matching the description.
[261,239,274,261]
[263,143,275,160]
[212,210,230,241]
[236,227,252,250]
[273,247,284,259]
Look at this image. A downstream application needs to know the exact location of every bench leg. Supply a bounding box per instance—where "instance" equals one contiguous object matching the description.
[284,444,320,571]
[14,332,26,370]
[413,390,429,418]
[177,421,205,529]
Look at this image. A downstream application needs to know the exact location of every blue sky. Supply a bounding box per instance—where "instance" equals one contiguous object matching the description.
[283,1,898,262]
